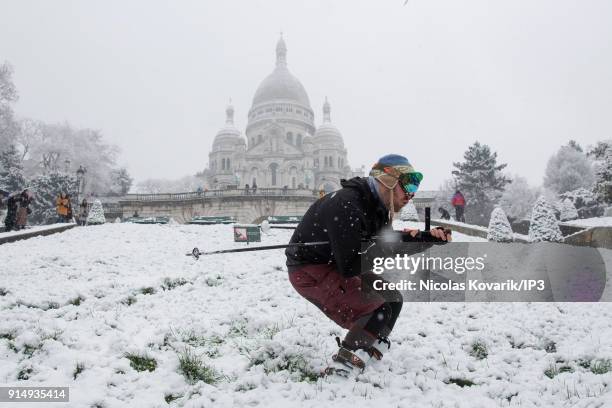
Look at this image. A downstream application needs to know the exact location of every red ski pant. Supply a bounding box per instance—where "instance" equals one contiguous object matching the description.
[288,263,385,329]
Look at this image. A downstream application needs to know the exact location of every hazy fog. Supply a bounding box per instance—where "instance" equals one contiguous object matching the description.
[1,0,611,189]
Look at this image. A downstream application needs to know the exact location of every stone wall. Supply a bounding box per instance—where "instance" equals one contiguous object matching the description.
[119,195,317,224]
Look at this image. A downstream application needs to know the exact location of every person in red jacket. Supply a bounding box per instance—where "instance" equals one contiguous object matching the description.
[451,190,466,222]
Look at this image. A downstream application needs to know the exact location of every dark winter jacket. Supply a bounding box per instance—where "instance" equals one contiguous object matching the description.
[286,177,388,277]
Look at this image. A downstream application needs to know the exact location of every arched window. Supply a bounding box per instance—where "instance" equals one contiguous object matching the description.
[269,163,278,186]
[227,158,231,170]
[257,134,263,144]
[329,156,333,168]
[324,157,328,167]
[338,157,341,168]
[287,132,294,145]
[221,158,226,170]
[296,134,303,147]
[314,158,319,168]
[292,177,296,189]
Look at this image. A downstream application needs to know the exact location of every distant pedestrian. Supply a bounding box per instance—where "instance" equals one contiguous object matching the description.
[252,181,257,195]
[56,192,70,222]
[245,184,250,195]
[438,207,451,220]
[15,189,33,230]
[66,194,74,222]
[196,186,203,197]
[282,185,288,195]
[451,190,466,222]
[78,198,89,226]
[4,193,19,231]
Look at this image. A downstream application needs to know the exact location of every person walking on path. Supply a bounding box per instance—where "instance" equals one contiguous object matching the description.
[451,190,466,222]
[56,192,69,222]
[78,198,89,226]
[286,154,451,374]
[15,189,33,230]
[3,193,19,231]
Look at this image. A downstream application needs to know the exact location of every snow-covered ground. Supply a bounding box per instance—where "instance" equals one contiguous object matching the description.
[1,223,611,408]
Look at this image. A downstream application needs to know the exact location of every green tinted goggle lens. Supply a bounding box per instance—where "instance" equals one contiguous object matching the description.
[399,172,422,194]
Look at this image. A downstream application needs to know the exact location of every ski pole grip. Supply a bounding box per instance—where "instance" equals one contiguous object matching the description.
[425,207,431,231]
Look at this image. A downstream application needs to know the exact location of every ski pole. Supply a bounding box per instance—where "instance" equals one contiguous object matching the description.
[187,241,330,259]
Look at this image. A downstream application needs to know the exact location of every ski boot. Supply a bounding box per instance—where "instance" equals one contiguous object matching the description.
[321,337,385,378]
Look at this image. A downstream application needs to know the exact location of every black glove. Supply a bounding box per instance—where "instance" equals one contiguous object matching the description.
[402,227,451,244]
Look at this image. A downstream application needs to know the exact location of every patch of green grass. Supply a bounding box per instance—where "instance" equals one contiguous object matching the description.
[164,393,182,403]
[469,340,488,360]
[125,353,157,372]
[73,362,85,379]
[271,354,319,383]
[545,363,572,379]
[68,296,85,306]
[590,359,611,375]
[0,331,16,341]
[228,319,248,337]
[23,343,42,357]
[17,367,33,380]
[121,295,137,306]
[205,276,223,287]
[235,382,258,392]
[446,377,475,387]
[178,348,221,385]
[43,301,60,310]
[544,340,557,353]
[261,324,280,340]
[139,287,156,295]
[41,330,63,342]
[162,277,188,291]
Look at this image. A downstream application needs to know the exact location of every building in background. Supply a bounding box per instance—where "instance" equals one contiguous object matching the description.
[206,36,363,192]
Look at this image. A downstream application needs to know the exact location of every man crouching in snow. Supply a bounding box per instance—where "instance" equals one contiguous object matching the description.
[285,154,451,373]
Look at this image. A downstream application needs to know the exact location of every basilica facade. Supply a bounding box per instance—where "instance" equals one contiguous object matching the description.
[206,36,363,192]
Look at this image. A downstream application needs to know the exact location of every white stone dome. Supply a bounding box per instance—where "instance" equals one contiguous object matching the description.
[251,37,311,108]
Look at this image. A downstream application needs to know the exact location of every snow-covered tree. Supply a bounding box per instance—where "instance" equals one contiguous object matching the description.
[399,202,419,221]
[528,197,563,242]
[28,171,78,224]
[134,174,206,194]
[0,62,19,148]
[0,144,26,192]
[587,140,612,161]
[87,200,106,225]
[110,167,133,195]
[543,144,595,194]
[593,147,612,206]
[498,175,538,222]
[558,187,603,219]
[487,207,513,242]
[558,198,578,221]
[452,142,511,225]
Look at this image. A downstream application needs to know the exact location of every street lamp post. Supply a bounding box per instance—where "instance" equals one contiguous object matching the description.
[76,166,86,206]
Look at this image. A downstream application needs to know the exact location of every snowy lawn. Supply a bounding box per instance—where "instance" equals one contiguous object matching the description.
[0,223,611,407]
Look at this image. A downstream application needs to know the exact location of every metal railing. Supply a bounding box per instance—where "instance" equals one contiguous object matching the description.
[121,188,319,202]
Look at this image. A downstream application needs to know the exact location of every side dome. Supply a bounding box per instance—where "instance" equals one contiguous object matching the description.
[251,36,311,108]
[214,102,241,142]
[314,98,344,146]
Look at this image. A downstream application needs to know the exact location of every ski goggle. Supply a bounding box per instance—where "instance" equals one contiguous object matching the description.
[398,172,423,194]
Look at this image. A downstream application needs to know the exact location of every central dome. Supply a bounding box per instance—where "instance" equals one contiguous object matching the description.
[251,37,311,108]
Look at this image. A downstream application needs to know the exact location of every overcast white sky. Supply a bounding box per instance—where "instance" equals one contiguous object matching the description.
[1,0,611,190]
